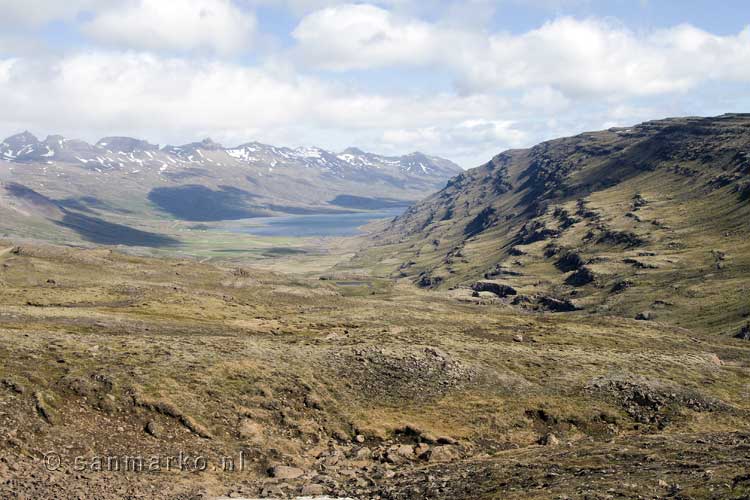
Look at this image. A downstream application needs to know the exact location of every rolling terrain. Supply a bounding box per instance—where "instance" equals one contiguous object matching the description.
[0,242,747,498]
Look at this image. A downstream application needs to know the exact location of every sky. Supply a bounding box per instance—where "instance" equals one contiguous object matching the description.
[0,1,749,168]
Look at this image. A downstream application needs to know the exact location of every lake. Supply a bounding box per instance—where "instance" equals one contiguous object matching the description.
[226,208,406,237]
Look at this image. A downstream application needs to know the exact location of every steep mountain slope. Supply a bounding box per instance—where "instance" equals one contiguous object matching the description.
[0,132,461,245]
[357,114,750,336]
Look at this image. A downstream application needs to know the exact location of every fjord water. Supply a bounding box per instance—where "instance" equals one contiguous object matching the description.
[227,207,406,237]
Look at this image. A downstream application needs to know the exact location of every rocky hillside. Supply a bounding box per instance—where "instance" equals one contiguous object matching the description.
[357,114,750,336]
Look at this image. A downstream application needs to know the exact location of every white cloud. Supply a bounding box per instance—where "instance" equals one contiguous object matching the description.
[381,119,527,166]
[0,0,104,27]
[0,50,523,166]
[292,3,438,70]
[520,86,571,111]
[83,0,256,55]
[293,11,750,99]
[459,18,726,96]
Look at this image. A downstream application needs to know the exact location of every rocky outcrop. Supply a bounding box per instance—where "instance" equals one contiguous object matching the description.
[565,266,596,287]
[471,282,517,297]
[555,250,585,272]
[538,296,579,312]
[464,207,498,237]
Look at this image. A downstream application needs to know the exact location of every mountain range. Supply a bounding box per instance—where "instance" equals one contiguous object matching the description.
[0,132,460,184]
[0,131,461,246]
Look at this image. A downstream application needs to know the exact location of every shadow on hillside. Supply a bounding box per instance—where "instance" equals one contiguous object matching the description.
[54,212,180,247]
[57,196,134,215]
[148,185,266,221]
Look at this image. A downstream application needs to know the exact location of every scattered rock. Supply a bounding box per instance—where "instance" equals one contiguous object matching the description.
[539,433,560,446]
[513,334,524,343]
[386,444,416,463]
[1,379,25,394]
[624,258,658,269]
[414,442,430,458]
[33,392,54,425]
[300,484,326,496]
[735,323,750,340]
[611,279,633,293]
[416,273,443,289]
[144,421,161,438]
[635,311,653,321]
[260,484,284,498]
[268,465,305,479]
[511,294,533,306]
[436,436,458,445]
[336,347,475,402]
[425,445,459,462]
[587,376,729,428]
[632,193,648,210]
[132,394,212,439]
[304,393,323,410]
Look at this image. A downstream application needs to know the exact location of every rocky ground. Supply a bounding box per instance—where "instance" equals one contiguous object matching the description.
[0,241,748,498]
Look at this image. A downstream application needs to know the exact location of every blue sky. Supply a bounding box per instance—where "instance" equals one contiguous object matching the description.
[0,0,749,167]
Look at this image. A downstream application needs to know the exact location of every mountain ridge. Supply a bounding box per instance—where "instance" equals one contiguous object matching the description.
[353,113,750,336]
[0,131,461,179]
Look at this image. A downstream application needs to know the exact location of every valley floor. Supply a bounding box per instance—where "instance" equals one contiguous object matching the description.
[0,242,748,499]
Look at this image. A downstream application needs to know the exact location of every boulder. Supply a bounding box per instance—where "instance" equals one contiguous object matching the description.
[539,296,579,312]
[268,465,304,479]
[539,433,560,446]
[635,311,653,321]
[386,444,416,463]
[425,445,459,462]
[416,273,443,289]
[611,279,633,293]
[736,323,750,340]
[144,421,161,438]
[300,484,326,496]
